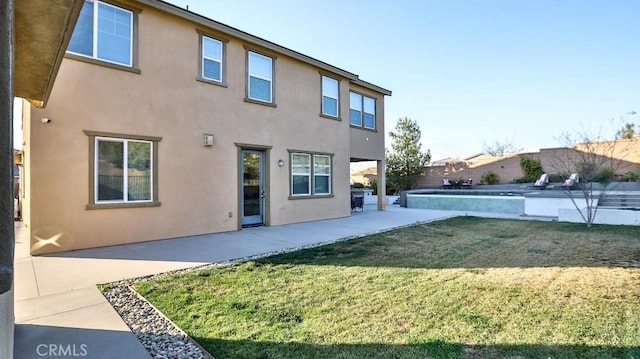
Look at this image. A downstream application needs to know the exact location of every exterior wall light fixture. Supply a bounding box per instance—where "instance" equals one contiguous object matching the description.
[203,134,214,146]
[277,159,285,167]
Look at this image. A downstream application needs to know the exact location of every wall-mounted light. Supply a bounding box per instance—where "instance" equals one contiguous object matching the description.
[277,159,285,167]
[42,117,51,124]
[203,134,214,146]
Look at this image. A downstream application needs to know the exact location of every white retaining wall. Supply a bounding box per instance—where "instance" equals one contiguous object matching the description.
[525,196,594,217]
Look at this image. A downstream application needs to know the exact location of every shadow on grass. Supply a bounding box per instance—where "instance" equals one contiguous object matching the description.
[195,337,640,359]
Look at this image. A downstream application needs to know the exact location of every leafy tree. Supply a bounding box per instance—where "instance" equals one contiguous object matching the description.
[482,139,523,157]
[385,117,431,192]
[615,122,637,140]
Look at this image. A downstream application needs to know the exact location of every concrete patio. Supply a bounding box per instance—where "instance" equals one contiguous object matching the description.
[14,205,521,358]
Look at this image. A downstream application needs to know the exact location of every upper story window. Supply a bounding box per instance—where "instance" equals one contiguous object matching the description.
[247,51,274,103]
[68,0,134,67]
[321,76,339,117]
[201,35,223,82]
[349,91,376,130]
[363,96,376,129]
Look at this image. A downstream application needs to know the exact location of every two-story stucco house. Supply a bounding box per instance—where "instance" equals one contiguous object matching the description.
[21,0,391,255]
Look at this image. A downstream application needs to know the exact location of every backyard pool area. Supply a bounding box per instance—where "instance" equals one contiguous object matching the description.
[406,190,527,215]
[404,185,640,225]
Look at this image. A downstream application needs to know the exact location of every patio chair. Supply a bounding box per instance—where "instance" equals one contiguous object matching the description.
[563,173,579,189]
[532,173,549,190]
[441,178,452,189]
[351,194,364,211]
[462,178,473,188]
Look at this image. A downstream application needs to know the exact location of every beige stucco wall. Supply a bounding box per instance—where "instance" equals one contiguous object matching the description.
[349,86,385,161]
[419,142,640,187]
[24,2,386,254]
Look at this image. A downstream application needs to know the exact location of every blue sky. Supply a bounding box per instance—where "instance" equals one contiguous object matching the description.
[17,1,639,159]
[163,0,640,160]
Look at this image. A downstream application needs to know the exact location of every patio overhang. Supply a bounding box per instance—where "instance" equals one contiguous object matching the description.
[14,0,84,108]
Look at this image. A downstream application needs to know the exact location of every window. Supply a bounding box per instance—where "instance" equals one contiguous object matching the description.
[201,35,223,82]
[85,131,161,209]
[363,96,376,129]
[321,76,339,117]
[349,91,376,130]
[291,153,311,196]
[290,152,332,197]
[349,92,362,126]
[314,155,331,195]
[68,0,134,67]
[247,51,273,103]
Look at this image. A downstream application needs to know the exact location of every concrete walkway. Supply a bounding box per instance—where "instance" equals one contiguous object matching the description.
[14,205,520,358]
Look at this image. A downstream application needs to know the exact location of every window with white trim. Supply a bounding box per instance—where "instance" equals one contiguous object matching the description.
[349,91,376,129]
[313,155,331,194]
[68,0,134,67]
[349,92,362,126]
[321,76,339,117]
[247,51,274,103]
[201,35,223,82]
[95,137,153,203]
[291,152,332,197]
[363,96,376,129]
[291,153,311,196]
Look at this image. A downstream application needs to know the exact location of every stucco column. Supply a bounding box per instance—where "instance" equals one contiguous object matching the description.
[376,159,386,211]
[0,0,15,357]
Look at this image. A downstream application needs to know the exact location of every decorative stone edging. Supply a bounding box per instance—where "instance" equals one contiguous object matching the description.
[100,218,445,358]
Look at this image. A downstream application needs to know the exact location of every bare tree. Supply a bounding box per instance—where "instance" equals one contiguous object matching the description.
[551,129,636,227]
[482,138,524,157]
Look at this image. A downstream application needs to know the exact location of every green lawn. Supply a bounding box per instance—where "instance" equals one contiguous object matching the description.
[134,217,640,359]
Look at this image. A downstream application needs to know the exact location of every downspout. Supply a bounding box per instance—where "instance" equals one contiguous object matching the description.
[0,0,15,357]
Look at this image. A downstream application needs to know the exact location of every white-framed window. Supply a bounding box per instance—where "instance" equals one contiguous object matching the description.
[313,155,331,195]
[201,35,223,82]
[349,91,376,129]
[321,76,339,117]
[291,153,311,196]
[290,152,332,197]
[95,137,153,203]
[67,0,134,67]
[363,96,376,129]
[247,51,274,103]
[349,92,362,126]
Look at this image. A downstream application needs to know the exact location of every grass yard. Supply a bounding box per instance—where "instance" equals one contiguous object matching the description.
[134,217,640,359]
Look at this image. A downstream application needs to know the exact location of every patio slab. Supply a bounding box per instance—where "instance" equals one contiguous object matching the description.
[14,205,519,358]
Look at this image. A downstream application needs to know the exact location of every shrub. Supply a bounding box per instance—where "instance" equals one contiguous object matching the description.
[481,171,500,185]
[624,171,639,182]
[519,156,544,179]
[351,182,365,189]
[593,167,615,184]
[368,179,395,195]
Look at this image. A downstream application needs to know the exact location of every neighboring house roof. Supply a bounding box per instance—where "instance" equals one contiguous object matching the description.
[429,157,464,167]
[137,0,391,96]
[14,0,84,107]
[464,152,494,161]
